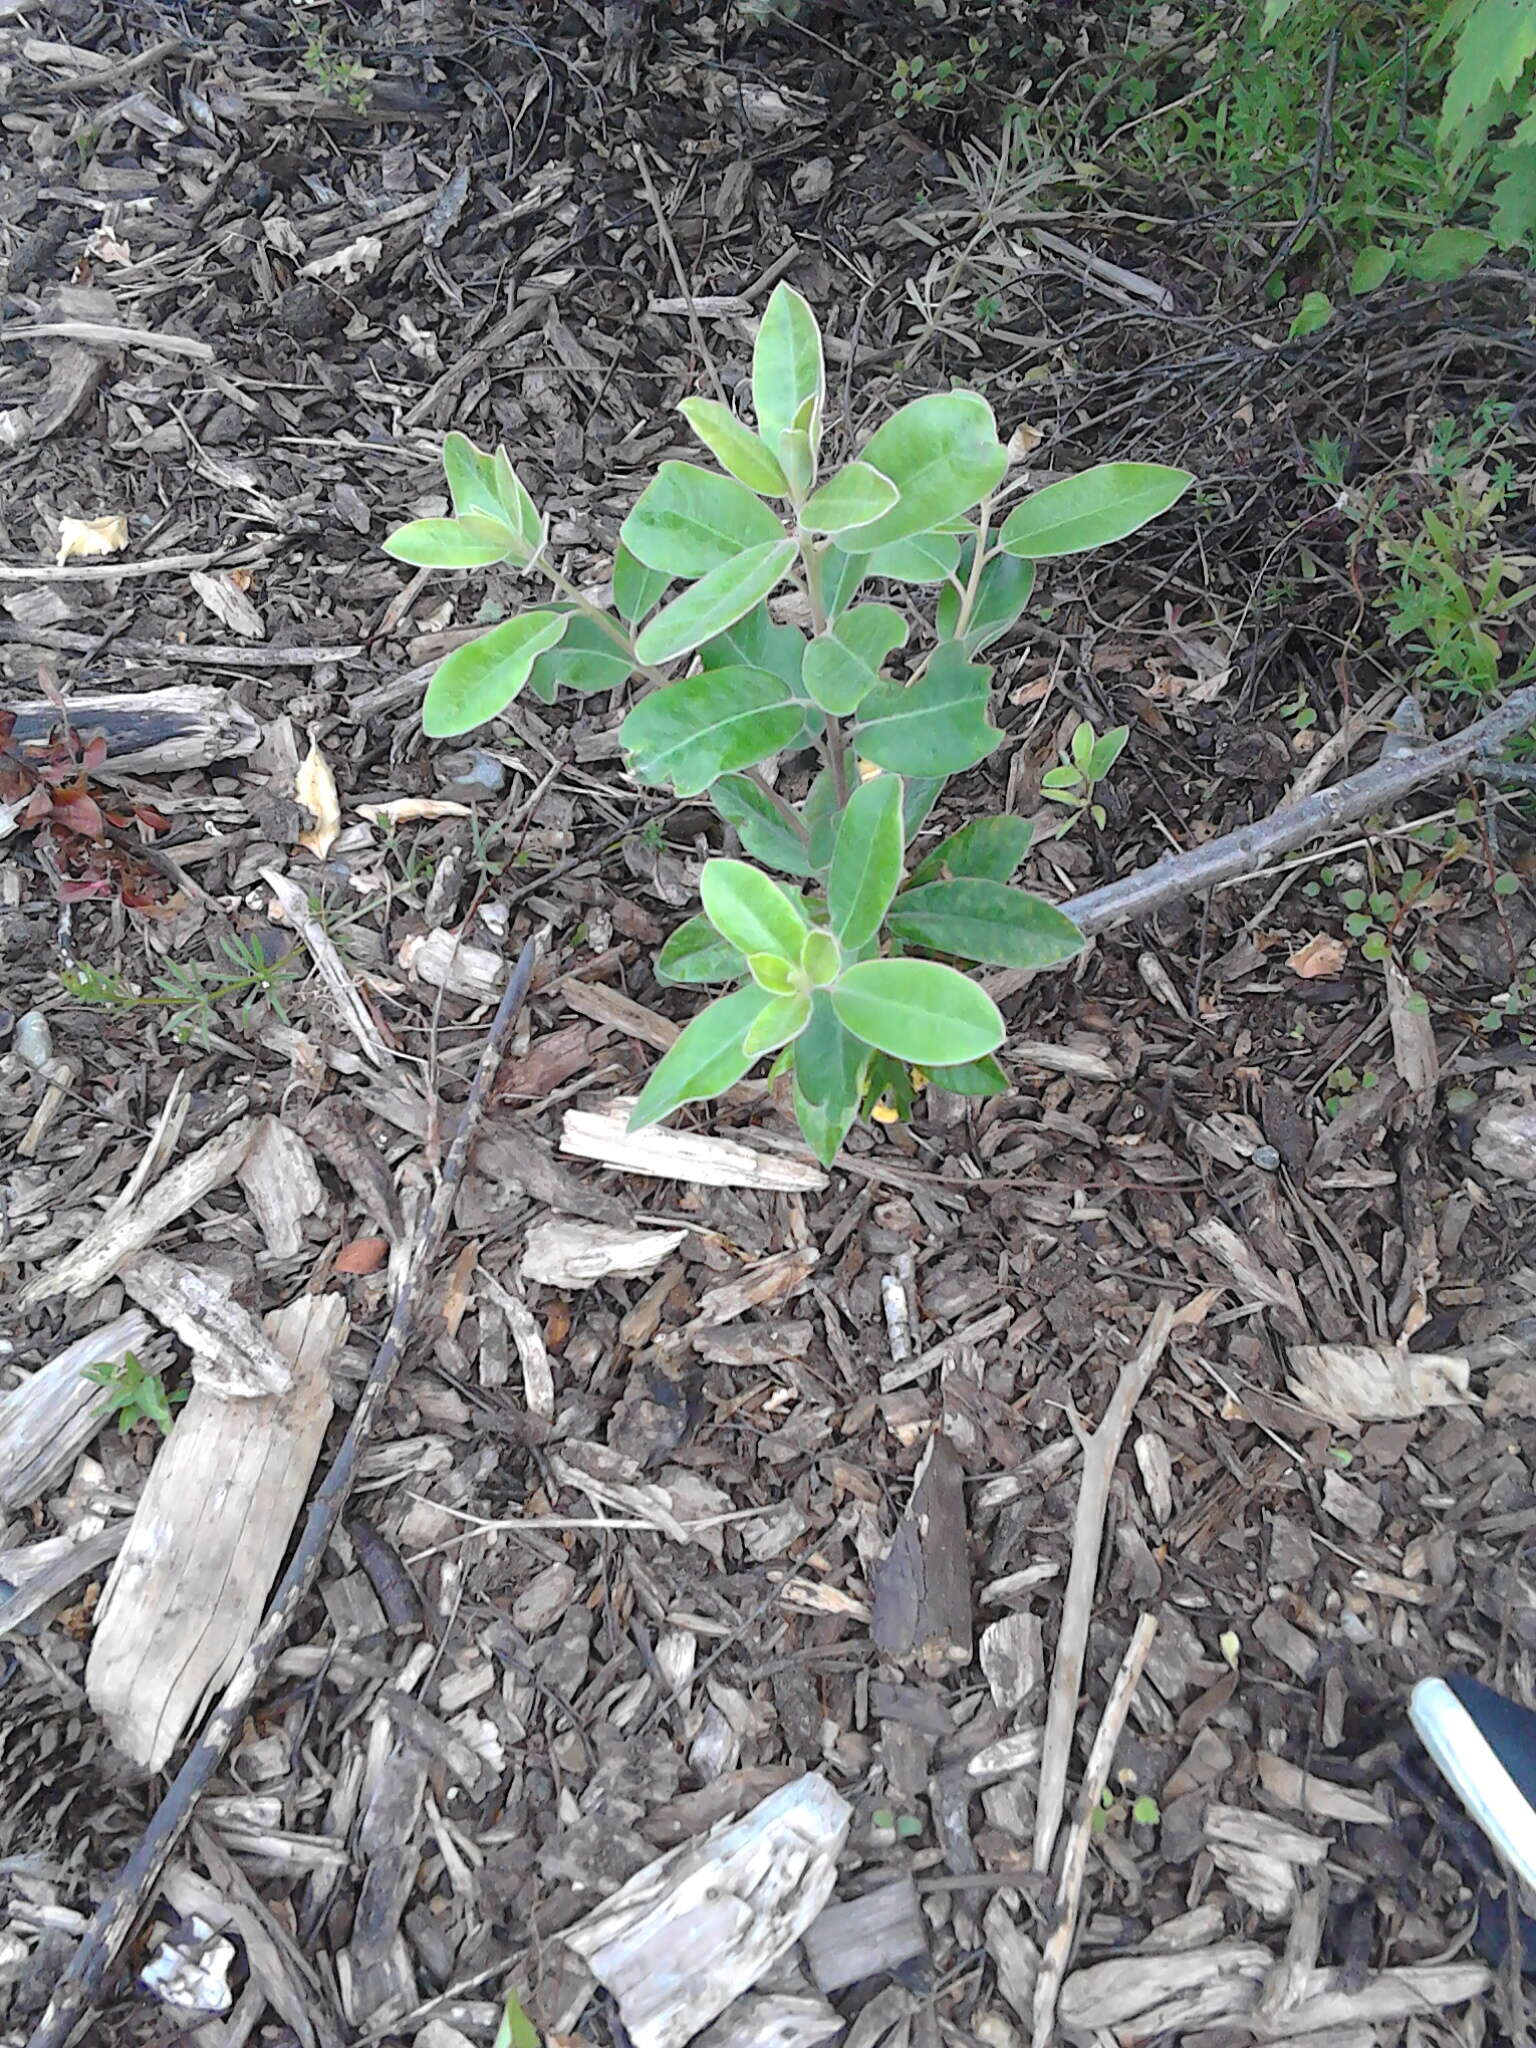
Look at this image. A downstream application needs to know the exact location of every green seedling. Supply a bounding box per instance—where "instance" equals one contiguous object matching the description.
[60,933,304,1046]
[1040,719,1130,831]
[384,285,1191,1163]
[84,1351,185,1436]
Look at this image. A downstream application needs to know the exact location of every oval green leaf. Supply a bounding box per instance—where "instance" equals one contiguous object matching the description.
[802,602,909,716]
[526,612,635,701]
[621,462,786,577]
[831,958,1004,1065]
[743,990,812,1058]
[655,915,746,986]
[628,985,775,1130]
[679,396,788,496]
[422,611,569,737]
[710,773,815,878]
[800,927,841,986]
[850,393,1007,552]
[1350,244,1397,295]
[443,432,509,524]
[886,878,1085,970]
[791,992,871,1165]
[1000,463,1192,559]
[909,815,1034,887]
[613,543,671,624]
[384,518,515,569]
[926,1054,1008,1097]
[854,644,1002,777]
[936,549,1036,654]
[635,538,797,666]
[700,857,809,959]
[753,283,825,459]
[748,952,798,995]
[862,530,962,585]
[828,772,904,949]
[800,462,900,537]
[619,668,801,796]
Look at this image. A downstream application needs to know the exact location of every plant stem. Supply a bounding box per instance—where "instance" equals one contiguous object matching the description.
[540,560,668,686]
[799,533,852,803]
[800,534,828,638]
[954,497,992,641]
[743,767,811,844]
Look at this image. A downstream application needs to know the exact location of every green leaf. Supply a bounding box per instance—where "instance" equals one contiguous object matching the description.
[802,603,909,715]
[903,777,944,845]
[655,915,746,986]
[1350,245,1397,295]
[443,433,511,523]
[1000,463,1193,559]
[620,462,786,577]
[828,773,904,949]
[855,644,1002,776]
[832,958,1004,1064]
[800,462,900,537]
[679,396,789,495]
[887,878,1085,970]
[909,815,1034,886]
[821,545,868,617]
[384,518,516,569]
[619,668,801,795]
[748,951,798,994]
[1403,225,1493,281]
[1288,290,1333,338]
[863,531,962,584]
[422,612,569,736]
[925,1054,1008,1096]
[777,426,815,502]
[850,393,1007,551]
[1489,143,1536,250]
[710,774,815,878]
[800,927,840,986]
[700,858,810,959]
[753,283,825,462]
[629,985,775,1129]
[613,544,670,623]
[699,603,807,698]
[1441,0,1536,152]
[743,990,812,1057]
[526,613,634,701]
[491,450,544,561]
[791,993,869,1165]
[492,1988,542,2048]
[803,768,841,872]
[635,539,797,666]
[936,549,1036,654]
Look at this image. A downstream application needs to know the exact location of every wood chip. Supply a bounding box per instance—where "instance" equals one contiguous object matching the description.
[119,1249,294,1398]
[1286,1342,1470,1430]
[0,1309,153,1510]
[562,1773,851,2048]
[562,1103,827,1190]
[872,1434,973,1675]
[236,1116,324,1261]
[87,1291,346,1769]
[802,1876,929,1994]
[520,1218,688,1288]
[1254,1754,1390,1826]
[17,1117,256,1308]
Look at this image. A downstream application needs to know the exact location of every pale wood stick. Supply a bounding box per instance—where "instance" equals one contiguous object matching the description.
[1032,1301,1177,1873]
[1031,1612,1159,2048]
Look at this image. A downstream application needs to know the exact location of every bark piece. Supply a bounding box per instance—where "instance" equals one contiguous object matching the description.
[237,1117,325,1260]
[17,1118,255,1308]
[691,1994,842,2048]
[87,1292,345,1770]
[119,1249,293,1398]
[562,1773,851,2048]
[802,1876,929,1994]
[6,686,261,771]
[0,1309,152,1510]
[872,1435,973,1675]
[521,1218,689,1288]
[1060,1941,1274,2035]
[1286,1342,1470,1430]
[1475,1093,1536,1183]
[562,1102,827,1190]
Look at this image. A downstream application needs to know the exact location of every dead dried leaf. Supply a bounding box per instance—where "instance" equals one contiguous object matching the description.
[85,227,132,266]
[295,736,340,859]
[56,513,127,566]
[334,1237,388,1275]
[1287,934,1348,979]
[1287,1342,1471,1430]
[302,234,382,283]
[359,798,473,826]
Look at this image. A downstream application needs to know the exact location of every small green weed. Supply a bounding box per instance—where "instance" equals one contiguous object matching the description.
[298,19,374,110]
[1323,1064,1381,1118]
[890,37,991,115]
[84,1351,185,1436]
[1041,720,1129,831]
[61,933,305,1045]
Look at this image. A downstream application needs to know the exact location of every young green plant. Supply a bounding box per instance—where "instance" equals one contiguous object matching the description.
[385,286,1192,1163]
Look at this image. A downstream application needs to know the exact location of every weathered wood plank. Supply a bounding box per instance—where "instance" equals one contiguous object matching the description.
[0,1309,153,1510]
[87,1292,346,1769]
